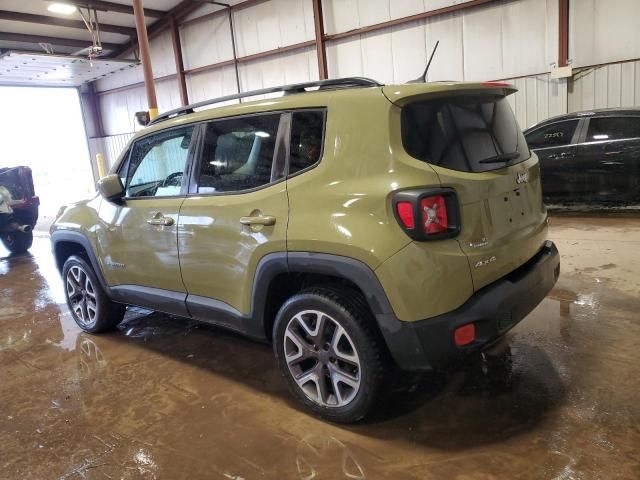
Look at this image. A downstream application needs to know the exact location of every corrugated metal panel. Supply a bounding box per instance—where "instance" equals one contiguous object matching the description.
[95,31,176,92]
[180,11,234,71]
[568,60,640,112]
[99,79,182,136]
[570,0,640,68]
[233,0,314,57]
[88,133,135,173]
[322,0,470,35]
[326,0,557,83]
[505,74,568,130]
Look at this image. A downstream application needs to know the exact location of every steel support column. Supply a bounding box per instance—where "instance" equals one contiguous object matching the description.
[558,0,569,67]
[312,0,328,80]
[132,0,158,119]
[170,17,188,106]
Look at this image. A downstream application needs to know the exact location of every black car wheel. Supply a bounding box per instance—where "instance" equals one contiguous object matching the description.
[273,287,390,423]
[1,230,33,254]
[62,255,125,333]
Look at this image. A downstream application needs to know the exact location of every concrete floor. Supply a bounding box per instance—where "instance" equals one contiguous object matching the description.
[1,216,639,479]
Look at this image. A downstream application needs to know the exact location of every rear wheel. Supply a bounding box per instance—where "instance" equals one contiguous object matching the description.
[62,255,125,333]
[273,288,390,423]
[1,230,33,254]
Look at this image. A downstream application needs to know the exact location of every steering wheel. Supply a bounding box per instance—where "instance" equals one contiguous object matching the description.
[161,171,183,188]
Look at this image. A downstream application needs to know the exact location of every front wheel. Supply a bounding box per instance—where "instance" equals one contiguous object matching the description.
[62,255,125,333]
[1,230,33,254]
[273,288,390,423]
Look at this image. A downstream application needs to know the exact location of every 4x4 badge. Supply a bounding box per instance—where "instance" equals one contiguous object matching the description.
[516,171,529,184]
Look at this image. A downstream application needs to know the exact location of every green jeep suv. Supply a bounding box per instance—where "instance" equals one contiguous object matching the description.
[51,77,559,422]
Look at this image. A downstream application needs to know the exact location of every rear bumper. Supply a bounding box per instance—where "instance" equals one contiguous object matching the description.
[377,241,560,371]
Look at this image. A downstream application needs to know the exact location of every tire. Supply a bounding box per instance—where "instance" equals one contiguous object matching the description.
[62,255,125,333]
[273,287,390,423]
[1,230,33,254]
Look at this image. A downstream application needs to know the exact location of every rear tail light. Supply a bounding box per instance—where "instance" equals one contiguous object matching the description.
[393,188,460,241]
[454,323,476,347]
[395,201,415,229]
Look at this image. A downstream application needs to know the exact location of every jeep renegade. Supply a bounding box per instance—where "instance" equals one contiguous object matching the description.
[51,77,560,423]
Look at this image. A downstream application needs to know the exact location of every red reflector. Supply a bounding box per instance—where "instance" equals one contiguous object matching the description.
[454,323,476,347]
[482,81,512,87]
[420,195,448,234]
[396,201,415,229]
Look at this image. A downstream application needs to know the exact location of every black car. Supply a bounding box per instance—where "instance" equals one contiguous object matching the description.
[524,108,640,206]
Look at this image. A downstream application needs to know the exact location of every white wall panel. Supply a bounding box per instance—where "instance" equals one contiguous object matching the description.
[95,31,176,92]
[238,47,319,92]
[186,65,240,104]
[323,0,470,35]
[98,79,182,136]
[326,0,555,83]
[571,0,640,68]
[181,14,234,71]
[233,0,314,57]
[505,74,567,130]
[569,61,640,113]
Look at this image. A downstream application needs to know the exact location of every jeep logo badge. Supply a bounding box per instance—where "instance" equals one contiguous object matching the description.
[516,171,529,184]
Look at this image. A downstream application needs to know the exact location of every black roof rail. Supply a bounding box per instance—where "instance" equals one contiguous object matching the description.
[149,77,382,125]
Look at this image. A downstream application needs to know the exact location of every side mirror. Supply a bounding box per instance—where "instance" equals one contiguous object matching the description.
[97,174,124,202]
[135,111,150,126]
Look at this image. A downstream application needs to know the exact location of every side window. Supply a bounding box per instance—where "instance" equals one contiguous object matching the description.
[586,116,640,142]
[124,126,195,198]
[289,110,325,175]
[526,120,579,149]
[197,114,280,194]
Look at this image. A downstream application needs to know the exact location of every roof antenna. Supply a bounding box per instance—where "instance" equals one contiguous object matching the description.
[408,40,439,83]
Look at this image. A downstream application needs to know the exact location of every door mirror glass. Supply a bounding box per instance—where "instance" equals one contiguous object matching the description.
[97,174,124,202]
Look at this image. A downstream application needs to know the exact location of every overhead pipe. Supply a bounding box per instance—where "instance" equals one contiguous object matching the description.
[132,0,159,120]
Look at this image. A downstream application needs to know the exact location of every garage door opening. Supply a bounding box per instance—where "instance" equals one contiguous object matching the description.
[0,86,95,232]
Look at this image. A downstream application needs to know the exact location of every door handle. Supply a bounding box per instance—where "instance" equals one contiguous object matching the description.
[146,212,174,226]
[239,215,276,226]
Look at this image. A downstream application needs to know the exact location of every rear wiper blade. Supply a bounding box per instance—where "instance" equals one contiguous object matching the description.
[479,152,520,164]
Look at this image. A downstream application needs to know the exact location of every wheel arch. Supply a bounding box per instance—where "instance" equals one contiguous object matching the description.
[254,252,396,342]
[51,231,111,295]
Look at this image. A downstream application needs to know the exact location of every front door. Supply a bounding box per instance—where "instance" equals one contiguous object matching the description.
[97,125,196,314]
[178,112,289,328]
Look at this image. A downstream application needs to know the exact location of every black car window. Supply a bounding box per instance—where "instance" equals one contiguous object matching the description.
[526,120,579,149]
[288,110,325,175]
[402,96,530,173]
[197,114,280,194]
[586,116,640,142]
[124,126,195,198]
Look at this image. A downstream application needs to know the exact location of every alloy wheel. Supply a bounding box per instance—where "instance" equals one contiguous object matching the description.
[66,265,98,325]
[284,310,361,408]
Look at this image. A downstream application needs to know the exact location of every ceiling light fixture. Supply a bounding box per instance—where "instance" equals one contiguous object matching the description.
[47,3,78,15]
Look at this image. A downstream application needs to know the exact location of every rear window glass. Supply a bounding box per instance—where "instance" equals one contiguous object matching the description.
[526,120,579,149]
[402,96,530,173]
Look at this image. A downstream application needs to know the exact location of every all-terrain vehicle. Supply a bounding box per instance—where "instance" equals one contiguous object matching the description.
[51,77,559,422]
[0,166,39,253]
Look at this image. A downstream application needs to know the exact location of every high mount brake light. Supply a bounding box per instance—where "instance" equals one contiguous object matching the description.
[392,188,460,241]
[482,81,512,88]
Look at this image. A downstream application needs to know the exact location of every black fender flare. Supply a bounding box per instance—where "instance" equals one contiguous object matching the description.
[50,230,112,296]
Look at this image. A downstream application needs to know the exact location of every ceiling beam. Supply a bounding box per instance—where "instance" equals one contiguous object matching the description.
[111,0,203,58]
[0,10,136,36]
[0,32,120,51]
[67,1,165,18]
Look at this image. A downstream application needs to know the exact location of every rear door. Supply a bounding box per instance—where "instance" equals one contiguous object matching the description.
[525,119,583,203]
[577,115,640,204]
[177,112,289,327]
[399,92,549,291]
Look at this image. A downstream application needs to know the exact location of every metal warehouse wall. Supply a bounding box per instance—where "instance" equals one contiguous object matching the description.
[89,0,640,169]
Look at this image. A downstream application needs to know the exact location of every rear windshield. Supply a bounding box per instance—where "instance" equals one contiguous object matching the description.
[401,95,530,173]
